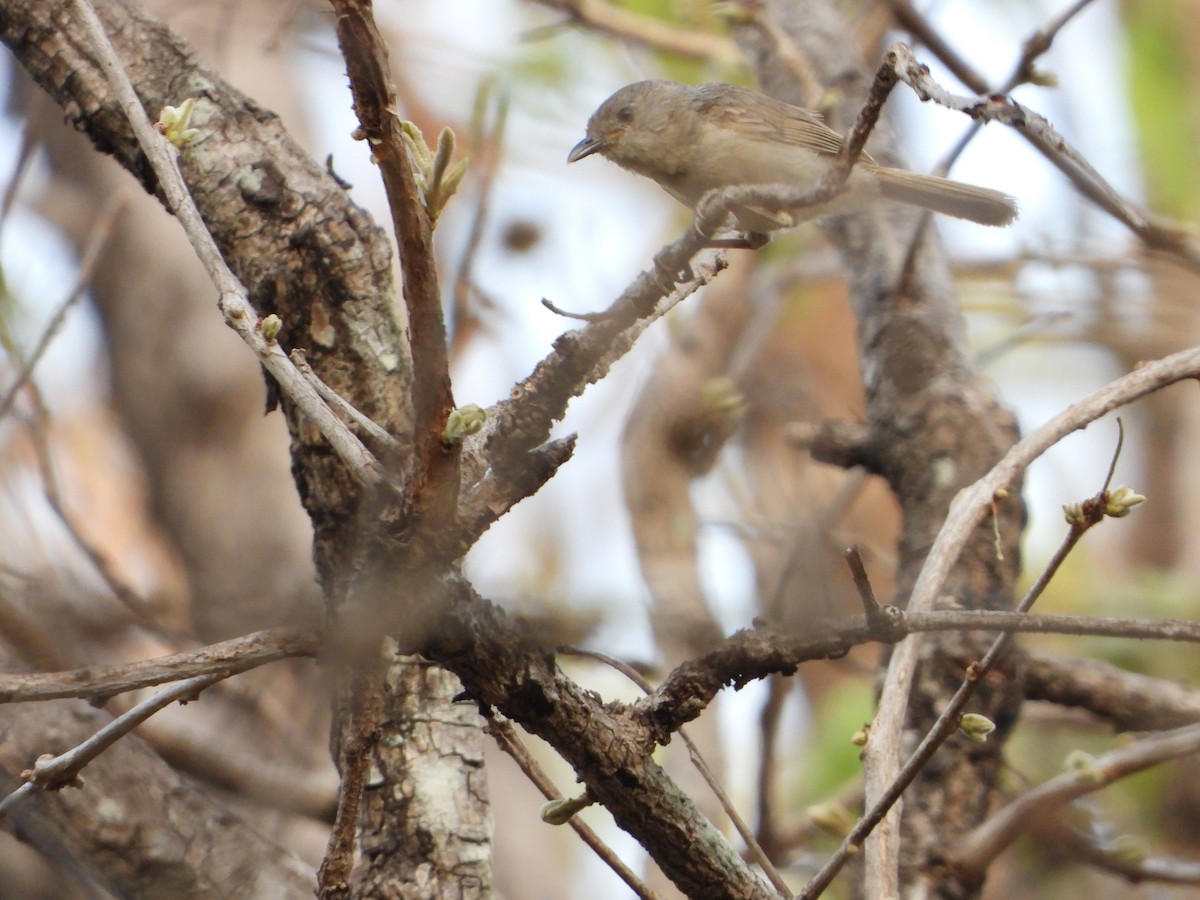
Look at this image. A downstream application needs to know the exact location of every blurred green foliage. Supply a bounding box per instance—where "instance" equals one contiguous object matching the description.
[796,677,874,799]
[1123,0,1200,218]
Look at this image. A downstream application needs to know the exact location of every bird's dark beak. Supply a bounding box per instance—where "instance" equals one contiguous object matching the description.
[567,134,608,163]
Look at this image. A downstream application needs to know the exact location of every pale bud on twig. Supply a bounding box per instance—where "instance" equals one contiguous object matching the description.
[540,793,593,825]
[400,121,469,224]
[958,713,996,743]
[1104,484,1146,518]
[443,404,487,444]
[1064,749,1102,785]
[155,98,202,148]
[259,314,282,342]
[807,801,858,838]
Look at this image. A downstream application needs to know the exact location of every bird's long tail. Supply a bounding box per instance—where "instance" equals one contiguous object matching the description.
[874,167,1017,227]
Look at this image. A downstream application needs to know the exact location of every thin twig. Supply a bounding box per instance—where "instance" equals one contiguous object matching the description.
[843,546,885,628]
[800,500,1094,897]
[450,81,507,358]
[0,119,38,238]
[882,0,988,94]
[905,609,1200,643]
[883,0,1098,97]
[540,297,608,322]
[527,0,736,62]
[1101,418,1123,492]
[0,196,122,422]
[291,349,403,454]
[947,721,1200,874]
[841,56,900,169]
[486,716,659,900]
[0,627,319,703]
[881,42,1200,273]
[1009,0,1101,89]
[0,673,224,820]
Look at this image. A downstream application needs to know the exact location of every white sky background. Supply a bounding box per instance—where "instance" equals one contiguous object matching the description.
[0,1,1159,896]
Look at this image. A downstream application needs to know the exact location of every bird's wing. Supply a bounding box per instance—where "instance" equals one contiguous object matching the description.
[694,83,847,158]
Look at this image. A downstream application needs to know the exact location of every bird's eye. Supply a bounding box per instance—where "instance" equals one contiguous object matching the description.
[616,106,635,123]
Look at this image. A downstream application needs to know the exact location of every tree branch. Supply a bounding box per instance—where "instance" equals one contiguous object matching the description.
[945,722,1200,877]
[880,41,1200,273]
[0,628,318,704]
[330,0,457,519]
[1024,650,1200,732]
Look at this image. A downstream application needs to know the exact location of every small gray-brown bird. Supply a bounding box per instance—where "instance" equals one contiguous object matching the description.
[568,80,1017,231]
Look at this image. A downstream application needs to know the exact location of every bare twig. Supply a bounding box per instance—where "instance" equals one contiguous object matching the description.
[527,0,736,62]
[862,337,1200,900]
[540,297,608,322]
[0,673,224,819]
[0,119,38,239]
[0,196,121,422]
[1009,0,1101,89]
[1101,417,1124,492]
[905,610,1200,643]
[450,82,507,357]
[884,0,1099,98]
[486,716,659,900]
[71,0,386,486]
[881,42,1200,272]
[800,482,1098,897]
[0,627,318,703]
[291,348,403,454]
[843,545,886,629]
[840,55,900,168]
[947,722,1200,875]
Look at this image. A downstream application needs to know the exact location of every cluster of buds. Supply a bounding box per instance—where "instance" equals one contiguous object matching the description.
[399,122,468,225]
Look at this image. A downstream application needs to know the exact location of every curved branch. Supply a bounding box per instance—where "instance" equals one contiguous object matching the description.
[946,722,1200,877]
[864,339,1200,887]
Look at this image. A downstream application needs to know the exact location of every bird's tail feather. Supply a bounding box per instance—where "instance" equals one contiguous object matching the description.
[875,168,1017,227]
